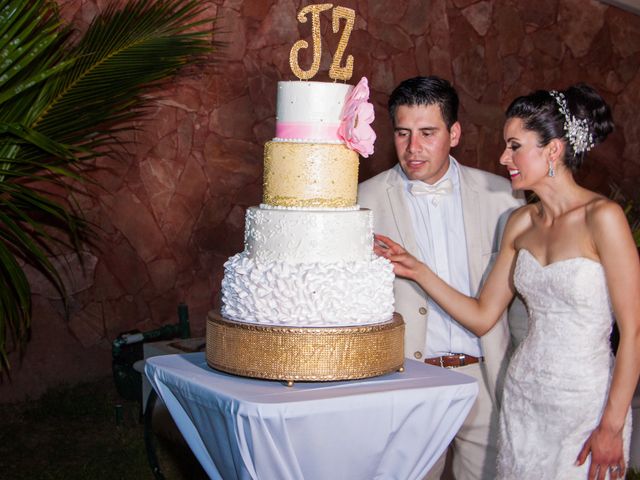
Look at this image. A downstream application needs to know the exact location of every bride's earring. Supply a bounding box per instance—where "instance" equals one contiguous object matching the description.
[548,161,555,177]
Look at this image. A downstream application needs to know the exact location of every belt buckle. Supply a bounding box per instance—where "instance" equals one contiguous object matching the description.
[446,352,465,369]
[458,353,466,367]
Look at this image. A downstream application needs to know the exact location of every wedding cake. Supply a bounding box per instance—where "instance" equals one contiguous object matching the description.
[206,4,403,383]
[220,79,394,327]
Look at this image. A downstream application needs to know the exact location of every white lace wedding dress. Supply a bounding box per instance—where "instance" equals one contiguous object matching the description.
[497,249,631,479]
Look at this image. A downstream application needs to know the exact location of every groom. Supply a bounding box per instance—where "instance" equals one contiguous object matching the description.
[358,76,527,480]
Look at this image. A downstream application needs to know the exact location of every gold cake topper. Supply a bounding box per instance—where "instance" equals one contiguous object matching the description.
[289,4,355,82]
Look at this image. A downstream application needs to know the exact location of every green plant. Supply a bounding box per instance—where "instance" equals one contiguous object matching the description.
[627,468,640,480]
[0,0,220,373]
[609,183,640,248]
[624,202,640,248]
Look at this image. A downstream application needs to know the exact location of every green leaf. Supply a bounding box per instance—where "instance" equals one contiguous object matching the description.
[0,0,220,374]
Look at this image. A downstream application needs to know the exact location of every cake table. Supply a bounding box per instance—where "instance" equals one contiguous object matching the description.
[145,353,478,480]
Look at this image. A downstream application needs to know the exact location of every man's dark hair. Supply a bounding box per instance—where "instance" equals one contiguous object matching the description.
[388,76,459,130]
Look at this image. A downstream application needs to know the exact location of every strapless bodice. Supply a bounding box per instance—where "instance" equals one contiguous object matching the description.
[511,248,614,387]
[515,248,611,316]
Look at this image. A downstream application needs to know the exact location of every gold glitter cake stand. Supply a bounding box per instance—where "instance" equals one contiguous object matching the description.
[206,311,404,384]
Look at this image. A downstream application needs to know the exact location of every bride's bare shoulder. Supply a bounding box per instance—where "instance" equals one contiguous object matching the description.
[503,203,537,244]
[585,196,630,237]
[509,202,538,226]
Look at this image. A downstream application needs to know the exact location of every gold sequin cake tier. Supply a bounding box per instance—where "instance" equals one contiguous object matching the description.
[263,141,359,208]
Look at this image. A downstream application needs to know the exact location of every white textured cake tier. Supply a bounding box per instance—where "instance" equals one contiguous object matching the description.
[221,253,395,326]
[275,81,352,143]
[245,206,374,264]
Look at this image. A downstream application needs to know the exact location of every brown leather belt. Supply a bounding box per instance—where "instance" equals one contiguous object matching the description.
[425,353,484,369]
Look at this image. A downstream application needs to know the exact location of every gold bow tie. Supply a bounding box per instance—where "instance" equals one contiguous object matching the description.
[409,179,453,205]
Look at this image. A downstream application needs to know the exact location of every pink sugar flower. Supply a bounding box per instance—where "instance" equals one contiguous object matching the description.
[338,77,376,157]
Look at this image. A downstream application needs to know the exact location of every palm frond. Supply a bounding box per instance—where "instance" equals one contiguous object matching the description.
[34,0,216,154]
[0,0,220,373]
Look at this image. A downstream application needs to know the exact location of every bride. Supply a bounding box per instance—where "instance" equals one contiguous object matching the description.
[375,84,640,480]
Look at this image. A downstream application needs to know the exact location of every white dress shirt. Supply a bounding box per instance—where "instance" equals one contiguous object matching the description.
[401,157,482,357]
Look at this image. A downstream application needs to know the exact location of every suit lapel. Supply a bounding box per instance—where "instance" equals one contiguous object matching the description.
[386,166,420,256]
[458,164,483,290]
[388,187,420,256]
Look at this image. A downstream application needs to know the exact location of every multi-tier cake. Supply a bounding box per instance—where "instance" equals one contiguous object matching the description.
[206,77,404,383]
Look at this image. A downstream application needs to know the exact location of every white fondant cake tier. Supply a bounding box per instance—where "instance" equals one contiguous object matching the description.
[244,206,374,264]
[275,81,352,143]
[221,253,395,326]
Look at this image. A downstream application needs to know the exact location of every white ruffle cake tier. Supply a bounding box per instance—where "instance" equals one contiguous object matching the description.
[221,253,395,326]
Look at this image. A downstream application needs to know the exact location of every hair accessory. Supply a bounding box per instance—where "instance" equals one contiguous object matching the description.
[548,161,555,177]
[549,90,594,155]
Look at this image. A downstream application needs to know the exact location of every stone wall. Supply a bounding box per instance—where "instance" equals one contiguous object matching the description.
[2,0,639,402]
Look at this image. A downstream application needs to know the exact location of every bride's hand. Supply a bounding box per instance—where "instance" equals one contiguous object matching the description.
[576,425,625,480]
[374,234,425,281]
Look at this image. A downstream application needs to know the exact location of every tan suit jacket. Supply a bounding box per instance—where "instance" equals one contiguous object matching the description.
[358,160,527,405]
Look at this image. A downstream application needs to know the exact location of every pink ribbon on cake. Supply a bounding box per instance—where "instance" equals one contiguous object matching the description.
[275,122,341,141]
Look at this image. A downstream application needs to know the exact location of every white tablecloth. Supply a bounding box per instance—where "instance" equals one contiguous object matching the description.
[145,353,478,480]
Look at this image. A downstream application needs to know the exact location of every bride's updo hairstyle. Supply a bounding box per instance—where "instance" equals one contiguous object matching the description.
[505,84,614,171]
